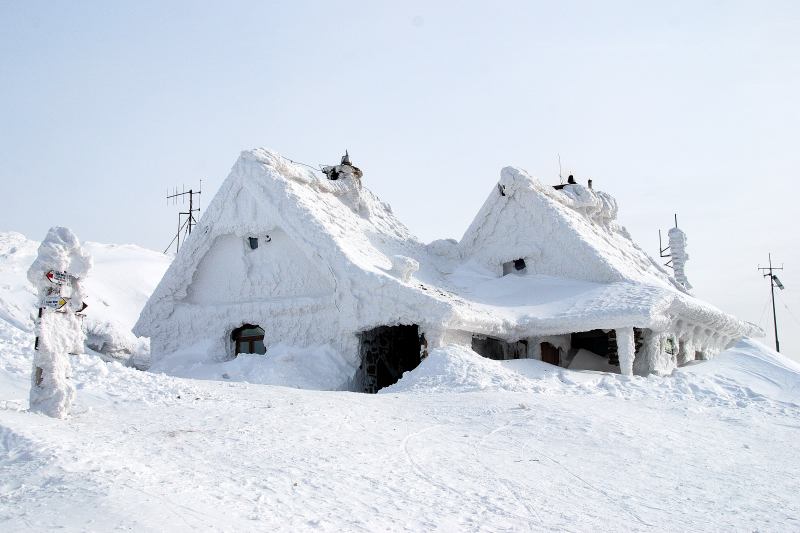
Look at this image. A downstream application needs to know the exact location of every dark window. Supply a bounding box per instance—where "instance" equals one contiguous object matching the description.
[514,258,526,271]
[248,237,258,250]
[231,324,265,355]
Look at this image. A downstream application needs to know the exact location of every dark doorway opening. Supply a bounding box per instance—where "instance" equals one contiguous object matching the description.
[360,325,423,393]
[472,336,528,360]
[570,329,618,365]
[540,342,560,366]
[232,324,266,355]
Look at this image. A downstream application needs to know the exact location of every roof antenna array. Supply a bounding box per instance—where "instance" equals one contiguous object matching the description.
[164,181,202,254]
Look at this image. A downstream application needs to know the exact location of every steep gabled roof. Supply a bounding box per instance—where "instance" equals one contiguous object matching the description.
[134,149,455,338]
[458,166,683,289]
[135,149,760,345]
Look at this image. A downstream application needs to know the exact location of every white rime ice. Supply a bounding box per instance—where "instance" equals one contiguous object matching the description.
[616,326,636,376]
[668,226,692,290]
[27,227,92,418]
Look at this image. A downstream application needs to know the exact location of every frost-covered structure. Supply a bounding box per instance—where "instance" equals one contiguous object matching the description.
[27,227,92,417]
[134,149,761,391]
[668,226,692,290]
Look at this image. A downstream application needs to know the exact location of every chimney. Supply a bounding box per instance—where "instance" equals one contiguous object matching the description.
[588,179,593,189]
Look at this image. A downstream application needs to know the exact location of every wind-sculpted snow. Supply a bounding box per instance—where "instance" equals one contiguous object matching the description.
[149,342,357,391]
[382,344,545,393]
[1,336,799,531]
[386,342,800,412]
[668,226,692,290]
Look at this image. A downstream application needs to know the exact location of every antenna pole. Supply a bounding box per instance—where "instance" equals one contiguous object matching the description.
[188,190,193,235]
[771,256,779,352]
[759,253,784,352]
[166,183,202,253]
[558,154,563,184]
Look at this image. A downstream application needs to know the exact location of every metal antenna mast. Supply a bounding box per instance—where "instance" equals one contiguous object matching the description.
[758,253,785,352]
[165,181,202,254]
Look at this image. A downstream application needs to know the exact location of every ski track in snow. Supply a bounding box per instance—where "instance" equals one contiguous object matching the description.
[2,330,800,531]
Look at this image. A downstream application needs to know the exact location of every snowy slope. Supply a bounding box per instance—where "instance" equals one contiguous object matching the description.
[1,331,800,531]
[0,231,171,365]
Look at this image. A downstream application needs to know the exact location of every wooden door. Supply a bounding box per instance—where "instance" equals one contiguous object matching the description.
[540,342,560,366]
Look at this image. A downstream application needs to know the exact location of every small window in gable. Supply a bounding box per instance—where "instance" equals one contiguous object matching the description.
[248,237,258,250]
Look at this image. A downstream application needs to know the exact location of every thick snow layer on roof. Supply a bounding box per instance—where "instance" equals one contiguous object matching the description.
[134,148,760,368]
[458,167,682,288]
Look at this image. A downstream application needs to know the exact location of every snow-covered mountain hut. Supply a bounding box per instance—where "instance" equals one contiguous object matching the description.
[133,148,761,392]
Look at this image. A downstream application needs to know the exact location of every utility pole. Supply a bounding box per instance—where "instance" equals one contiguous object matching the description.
[759,254,785,352]
[165,181,202,254]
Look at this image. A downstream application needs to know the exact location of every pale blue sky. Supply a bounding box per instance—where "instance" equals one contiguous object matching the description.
[2,1,799,357]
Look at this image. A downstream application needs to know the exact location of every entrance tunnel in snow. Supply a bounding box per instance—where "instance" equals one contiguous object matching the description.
[359,325,424,393]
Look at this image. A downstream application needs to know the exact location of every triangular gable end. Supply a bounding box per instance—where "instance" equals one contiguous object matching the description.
[133,151,352,338]
[458,166,683,290]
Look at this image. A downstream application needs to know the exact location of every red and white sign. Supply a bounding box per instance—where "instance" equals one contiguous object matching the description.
[46,270,71,284]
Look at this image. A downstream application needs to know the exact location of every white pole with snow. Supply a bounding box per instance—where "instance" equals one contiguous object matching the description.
[27,227,92,419]
[616,327,636,376]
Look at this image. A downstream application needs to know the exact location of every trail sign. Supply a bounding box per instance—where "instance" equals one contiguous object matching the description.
[42,296,68,310]
[46,270,71,284]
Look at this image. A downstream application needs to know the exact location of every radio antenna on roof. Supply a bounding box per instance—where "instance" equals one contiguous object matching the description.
[164,181,202,254]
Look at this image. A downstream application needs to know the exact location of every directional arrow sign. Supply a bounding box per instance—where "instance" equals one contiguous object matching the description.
[42,296,68,310]
[45,270,71,284]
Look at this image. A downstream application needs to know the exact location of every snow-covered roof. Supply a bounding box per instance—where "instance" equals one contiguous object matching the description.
[134,148,761,343]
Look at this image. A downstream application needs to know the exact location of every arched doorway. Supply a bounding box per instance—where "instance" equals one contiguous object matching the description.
[231,324,266,355]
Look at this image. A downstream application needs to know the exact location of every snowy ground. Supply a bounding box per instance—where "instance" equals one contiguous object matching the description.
[1,232,800,531]
[2,336,800,531]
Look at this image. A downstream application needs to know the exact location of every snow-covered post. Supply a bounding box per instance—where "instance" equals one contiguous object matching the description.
[616,327,635,376]
[27,227,92,418]
[668,227,692,290]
